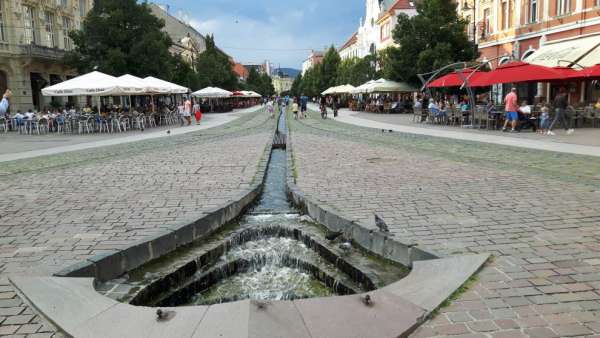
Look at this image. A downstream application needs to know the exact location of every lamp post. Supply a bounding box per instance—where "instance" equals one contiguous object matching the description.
[462,0,478,55]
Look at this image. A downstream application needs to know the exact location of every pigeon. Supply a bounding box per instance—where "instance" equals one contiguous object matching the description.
[339,241,352,252]
[167,130,171,135]
[325,230,343,241]
[389,129,393,133]
[156,309,175,321]
[361,294,373,306]
[374,214,390,233]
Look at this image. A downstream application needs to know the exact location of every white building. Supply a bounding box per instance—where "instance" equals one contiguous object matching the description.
[301,50,324,75]
[339,0,417,60]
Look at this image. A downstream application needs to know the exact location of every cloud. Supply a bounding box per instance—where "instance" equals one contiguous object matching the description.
[164,0,363,68]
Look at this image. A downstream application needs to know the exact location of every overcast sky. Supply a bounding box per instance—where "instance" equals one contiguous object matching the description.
[154,1,364,69]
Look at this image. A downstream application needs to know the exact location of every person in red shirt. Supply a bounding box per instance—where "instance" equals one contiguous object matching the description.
[502,88,519,132]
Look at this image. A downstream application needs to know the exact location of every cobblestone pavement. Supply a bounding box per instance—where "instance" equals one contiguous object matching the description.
[289,110,600,338]
[0,107,274,337]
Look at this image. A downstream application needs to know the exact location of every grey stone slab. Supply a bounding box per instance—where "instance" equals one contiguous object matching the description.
[247,300,311,338]
[192,300,250,338]
[71,303,207,338]
[9,277,116,334]
[382,254,489,312]
[293,292,425,338]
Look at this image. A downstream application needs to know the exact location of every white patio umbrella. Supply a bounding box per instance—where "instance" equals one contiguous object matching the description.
[322,86,339,95]
[334,84,356,94]
[350,80,377,94]
[42,71,132,97]
[191,87,233,98]
[366,79,417,93]
[117,74,148,93]
[143,76,189,94]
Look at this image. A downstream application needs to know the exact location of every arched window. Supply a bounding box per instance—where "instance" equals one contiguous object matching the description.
[498,56,511,66]
[521,48,536,61]
[0,70,7,95]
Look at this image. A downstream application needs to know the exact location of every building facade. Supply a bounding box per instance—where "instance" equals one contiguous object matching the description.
[339,0,416,60]
[149,4,206,71]
[271,75,293,95]
[460,0,600,102]
[301,50,324,75]
[0,0,93,112]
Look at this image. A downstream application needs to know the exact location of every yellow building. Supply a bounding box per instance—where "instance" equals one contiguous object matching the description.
[0,0,93,112]
[272,75,294,95]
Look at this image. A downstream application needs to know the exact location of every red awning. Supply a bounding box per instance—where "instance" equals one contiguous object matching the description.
[565,64,600,79]
[469,61,572,86]
[232,91,245,96]
[427,69,487,88]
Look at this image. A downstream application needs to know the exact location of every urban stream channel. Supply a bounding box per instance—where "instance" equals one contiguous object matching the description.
[98,111,408,307]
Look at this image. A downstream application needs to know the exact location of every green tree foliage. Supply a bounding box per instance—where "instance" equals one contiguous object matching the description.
[299,64,324,97]
[290,73,303,97]
[195,35,239,90]
[171,56,200,91]
[380,0,478,84]
[245,68,275,97]
[64,0,174,79]
[336,55,378,86]
[320,46,341,89]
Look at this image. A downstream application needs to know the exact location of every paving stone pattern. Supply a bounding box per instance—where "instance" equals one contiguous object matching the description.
[290,111,600,337]
[0,108,274,336]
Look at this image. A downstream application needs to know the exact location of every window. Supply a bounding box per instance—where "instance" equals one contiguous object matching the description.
[529,0,538,22]
[501,0,510,30]
[45,11,56,48]
[62,17,71,50]
[483,8,491,36]
[381,22,391,41]
[556,0,570,15]
[0,0,5,42]
[23,6,36,44]
[79,0,86,17]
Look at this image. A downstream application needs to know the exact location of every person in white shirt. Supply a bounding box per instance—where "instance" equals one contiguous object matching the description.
[518,101,537,132]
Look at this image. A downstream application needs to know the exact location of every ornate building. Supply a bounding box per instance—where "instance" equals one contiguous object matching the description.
[460,0,600,102]
[0,0,93,112]
[339,0,417,60]
[149,4,206,71]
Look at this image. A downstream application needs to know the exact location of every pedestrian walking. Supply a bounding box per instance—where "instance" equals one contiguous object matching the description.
[332,96,339,118]
[320,96,327,119]
[267,99,274,118]
[183,97,192,126]
[547,87,574,136]
[0,89,12,118]
[502,88,519,132]
[193,100,202,125]
[292,98,299,120]
[300,94,308,119]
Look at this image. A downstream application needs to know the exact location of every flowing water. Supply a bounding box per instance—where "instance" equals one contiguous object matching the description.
[98,113,407,306]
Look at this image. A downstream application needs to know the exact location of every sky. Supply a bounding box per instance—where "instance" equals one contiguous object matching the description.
[154,0,365,69]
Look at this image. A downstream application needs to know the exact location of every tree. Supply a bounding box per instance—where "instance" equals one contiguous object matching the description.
[195,35,239,90]
[290,73,303,97]
[171,56,200,91]
[65,0,174,79]
[336,55,378,86]
[321,46,341,90]
[381,0,478,84]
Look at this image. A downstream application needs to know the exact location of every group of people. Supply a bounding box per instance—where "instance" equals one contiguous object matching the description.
[501,87,575,135]
[178,97,203,126]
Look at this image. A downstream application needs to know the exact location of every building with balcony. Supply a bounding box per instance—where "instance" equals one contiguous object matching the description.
[0,0,93,112]
[338,0,416,60]
[460,0,600,102]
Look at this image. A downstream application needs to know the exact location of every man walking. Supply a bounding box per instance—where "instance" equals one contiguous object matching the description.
[547,87,574,136]
[502,88,519,132]
[0,89,12,118]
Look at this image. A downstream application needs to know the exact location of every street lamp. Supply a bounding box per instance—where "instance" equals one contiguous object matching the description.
[462,0,478,54]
